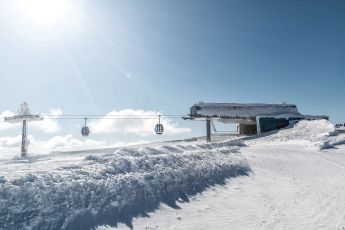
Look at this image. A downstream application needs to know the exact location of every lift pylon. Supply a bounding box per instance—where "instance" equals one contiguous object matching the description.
[4,102,43,157]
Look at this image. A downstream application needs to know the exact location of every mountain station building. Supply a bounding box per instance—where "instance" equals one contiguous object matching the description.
[188,102,328,142]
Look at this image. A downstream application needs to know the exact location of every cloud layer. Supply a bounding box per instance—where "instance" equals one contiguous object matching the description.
[1,108,190,136]
[0,134,149,158]
[89,109,191,136]
[0,111,17,131]
[0,108,191,156]
[31,108,63,133]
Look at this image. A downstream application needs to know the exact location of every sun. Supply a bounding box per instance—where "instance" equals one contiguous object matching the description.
[18,0,74,29]
[3,0,83,36]
[2,0,81,30]
[3,0,84,41]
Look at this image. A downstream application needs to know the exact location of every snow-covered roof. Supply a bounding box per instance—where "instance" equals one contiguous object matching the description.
[190,102,303,120]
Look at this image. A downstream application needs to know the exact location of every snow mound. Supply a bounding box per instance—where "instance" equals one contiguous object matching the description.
[0,140,249,230]
[246,119,343,150]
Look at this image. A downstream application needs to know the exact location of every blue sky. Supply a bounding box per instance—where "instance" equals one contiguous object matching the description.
[0,0,344,152]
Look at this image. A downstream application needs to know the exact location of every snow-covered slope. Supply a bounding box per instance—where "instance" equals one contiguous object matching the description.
[104,120,345,230]
[246,119,341,150]
[113,143,345,230]
[0,139,249,230]
[1,119,345,230]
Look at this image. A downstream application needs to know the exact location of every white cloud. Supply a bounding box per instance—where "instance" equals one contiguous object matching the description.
[31,108,63,133]
[0,134,149,156]
[31,134,107,151]
[0,135,22,148]
[89,109,191,136]
[0,111,18,131]
[0,134,104,151]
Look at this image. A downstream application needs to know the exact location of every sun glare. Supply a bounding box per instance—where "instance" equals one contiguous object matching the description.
[20,0,72,28]
[3,0,83,37]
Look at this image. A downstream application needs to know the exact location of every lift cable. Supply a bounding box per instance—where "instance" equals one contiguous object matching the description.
[41,114,187,120]
[43,114,185,117]
[0,116,211,121]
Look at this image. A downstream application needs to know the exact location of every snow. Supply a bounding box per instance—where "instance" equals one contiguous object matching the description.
[0,139,248,229]
[111,143,345,230]
[246,119,339,150]
[99,119,345,230]
[1,119,345,230]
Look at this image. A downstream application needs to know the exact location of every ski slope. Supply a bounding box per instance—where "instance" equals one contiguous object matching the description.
[100,120,345,230]
[109,144,345,230]
[1,119,345,229]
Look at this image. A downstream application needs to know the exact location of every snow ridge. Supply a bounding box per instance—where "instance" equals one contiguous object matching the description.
[245,119,345,150]
[0,140,249,229]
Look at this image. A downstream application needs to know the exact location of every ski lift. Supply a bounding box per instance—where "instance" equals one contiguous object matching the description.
[81,118,90,136]
[155,115,164,135]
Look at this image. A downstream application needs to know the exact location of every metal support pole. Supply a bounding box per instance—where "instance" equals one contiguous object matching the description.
[21,120,27,157]
[206,119,211,142]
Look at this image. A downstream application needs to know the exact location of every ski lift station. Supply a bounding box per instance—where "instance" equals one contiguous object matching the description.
[188,102,328,142]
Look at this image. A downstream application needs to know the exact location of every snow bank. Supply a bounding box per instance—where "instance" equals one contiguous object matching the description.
[0,140,248,229]
[246,119,345,150]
